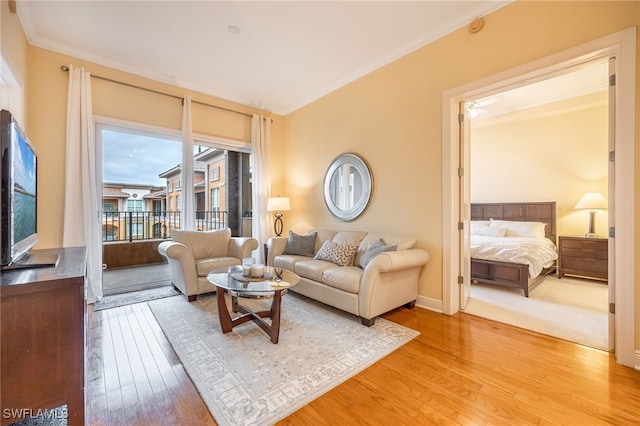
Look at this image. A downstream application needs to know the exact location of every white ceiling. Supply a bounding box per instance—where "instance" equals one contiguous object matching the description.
[17,1,512,115]
[469,59,610,120]
[16,1,608,118]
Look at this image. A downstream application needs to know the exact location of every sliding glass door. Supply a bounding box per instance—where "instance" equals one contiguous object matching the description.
[97,120,253,294]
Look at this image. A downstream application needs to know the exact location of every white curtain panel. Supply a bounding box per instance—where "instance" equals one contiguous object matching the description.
[63,65,102,303]
[251,114,272,263]
[181,96,195,230]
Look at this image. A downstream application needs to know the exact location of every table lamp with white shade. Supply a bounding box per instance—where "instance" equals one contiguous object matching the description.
[574,192,608,238]
[267,196,290,236]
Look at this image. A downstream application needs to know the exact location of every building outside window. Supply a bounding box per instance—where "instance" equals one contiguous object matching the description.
[103,201,117,212]
[211,187,220,211]
[210,166,220,181]
[127,199,143,211]
[126,223,143,239]
[152,200,162,215]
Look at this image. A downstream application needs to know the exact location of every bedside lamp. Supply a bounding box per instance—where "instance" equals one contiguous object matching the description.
[574,192,607,238]
[267,196,290,237]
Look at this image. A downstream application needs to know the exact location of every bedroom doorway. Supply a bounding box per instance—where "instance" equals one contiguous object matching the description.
[462,59,610,350]
[442,28,636,367]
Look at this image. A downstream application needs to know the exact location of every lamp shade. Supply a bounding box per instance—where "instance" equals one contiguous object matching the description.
[267,197,290,212]
[574,192,608,210]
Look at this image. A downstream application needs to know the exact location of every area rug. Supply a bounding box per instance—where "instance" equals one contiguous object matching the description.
[93,285,180,311]
[148,292,419,426]
[464,276,608,350]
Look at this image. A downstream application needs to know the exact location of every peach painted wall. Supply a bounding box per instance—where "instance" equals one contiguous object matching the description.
[2,1,639,352]
[1,0,28,123]
[21,45,283,249]
[471,93,609,238]
[284,1,636,298]
[282,2,638,344]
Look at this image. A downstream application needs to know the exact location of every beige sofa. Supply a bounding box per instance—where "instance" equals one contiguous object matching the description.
[158,228,258,301]
[267,229,429,326]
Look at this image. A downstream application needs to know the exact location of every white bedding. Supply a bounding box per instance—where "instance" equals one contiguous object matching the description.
[470,236,558,279]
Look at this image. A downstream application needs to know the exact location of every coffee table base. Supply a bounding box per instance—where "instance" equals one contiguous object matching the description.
[216,289,283,344]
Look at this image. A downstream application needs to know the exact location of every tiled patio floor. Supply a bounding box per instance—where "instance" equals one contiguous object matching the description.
[102,263,171,295]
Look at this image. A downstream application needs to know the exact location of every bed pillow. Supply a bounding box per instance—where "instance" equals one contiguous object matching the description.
[490,219,546,238]
[358,239,397,269]
[283,231,317,256]
[470,220,490,236]
[313,240,358,266]
[473,225,506,237]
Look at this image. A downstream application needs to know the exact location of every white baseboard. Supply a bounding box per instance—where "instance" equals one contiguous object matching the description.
[416,295,442,313]
[634,350,640,370]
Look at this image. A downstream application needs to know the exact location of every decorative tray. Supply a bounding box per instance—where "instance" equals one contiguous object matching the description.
[230,271,274,282]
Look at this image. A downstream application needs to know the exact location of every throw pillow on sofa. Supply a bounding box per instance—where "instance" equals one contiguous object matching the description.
[283,230,317,257]
[358,239,397,268]
[314,240,358,266]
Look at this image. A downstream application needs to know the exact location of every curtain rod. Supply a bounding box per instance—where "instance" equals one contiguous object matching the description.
[60,65,270,121]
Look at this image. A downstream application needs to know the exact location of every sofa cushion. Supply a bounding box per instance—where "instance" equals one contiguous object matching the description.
[313,241,358,266]
[311,229,338,252]
[196,257,241,276]
[358,239,397,268]
[332,231,367,247]
[283,231,317,257]
[321,266,363,293]
[273,254,307,271]
[172,228,231,260]
[294,259,337,282]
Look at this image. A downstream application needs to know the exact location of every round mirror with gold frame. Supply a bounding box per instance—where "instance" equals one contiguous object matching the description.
[323,152,373,221]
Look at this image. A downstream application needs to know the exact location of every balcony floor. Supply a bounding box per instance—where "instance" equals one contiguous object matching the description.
[102,263,171,295]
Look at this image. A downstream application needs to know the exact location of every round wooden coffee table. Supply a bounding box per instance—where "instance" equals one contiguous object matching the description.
[207,266,300,344]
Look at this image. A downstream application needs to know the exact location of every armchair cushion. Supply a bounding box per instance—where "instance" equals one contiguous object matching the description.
[171,228,231,260]
[196,257,243,276]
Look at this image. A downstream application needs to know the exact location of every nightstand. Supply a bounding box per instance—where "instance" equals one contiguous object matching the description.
[557,236,608,281]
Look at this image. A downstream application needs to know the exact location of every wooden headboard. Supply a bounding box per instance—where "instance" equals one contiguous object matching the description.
[470,201,556,243]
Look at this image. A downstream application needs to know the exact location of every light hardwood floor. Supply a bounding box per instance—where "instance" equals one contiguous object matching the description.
[87,301,640,425]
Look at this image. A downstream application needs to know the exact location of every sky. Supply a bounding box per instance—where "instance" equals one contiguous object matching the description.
[102,130,181,187]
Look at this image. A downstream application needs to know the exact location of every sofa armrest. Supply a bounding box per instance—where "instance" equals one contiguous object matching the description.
[364,248,430,273]
[266,237,288,266]
[158,241,197,297]
[358,248,430,320]
[228,237,259,260]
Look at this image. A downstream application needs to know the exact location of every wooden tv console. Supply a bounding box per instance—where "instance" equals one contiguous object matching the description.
[1,247,87,425]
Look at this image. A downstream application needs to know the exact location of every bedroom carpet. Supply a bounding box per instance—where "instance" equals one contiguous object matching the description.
[464,276,608,350]
[148,292,419,426]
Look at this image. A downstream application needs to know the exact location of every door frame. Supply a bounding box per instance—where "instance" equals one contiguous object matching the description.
[441,27,636,367]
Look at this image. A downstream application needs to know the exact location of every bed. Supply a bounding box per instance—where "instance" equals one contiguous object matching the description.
[470,202,558,297]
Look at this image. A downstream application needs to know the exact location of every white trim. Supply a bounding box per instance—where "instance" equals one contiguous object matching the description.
[0,51,25,125]
[442,28,636,367]
[634,350,640,370]
[93,115,181,141]
[193,132,251,153]
[416,295,443,314]
[93,115,251,153]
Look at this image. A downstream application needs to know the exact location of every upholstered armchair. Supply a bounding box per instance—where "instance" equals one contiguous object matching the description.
[158,228,258,301]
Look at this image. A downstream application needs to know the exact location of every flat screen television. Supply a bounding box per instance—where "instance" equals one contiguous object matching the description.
[1,109,41,268]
